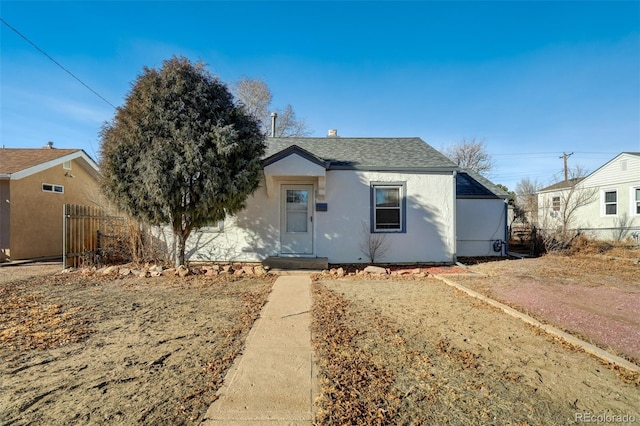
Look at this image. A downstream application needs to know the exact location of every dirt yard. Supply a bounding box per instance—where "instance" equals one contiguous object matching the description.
[457,252,640,364]
[312,275,639,425]
[0,264,274,425]
[2,253,639,425]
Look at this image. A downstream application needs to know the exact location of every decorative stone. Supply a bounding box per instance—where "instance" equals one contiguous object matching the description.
[176,265,189,277]
[242,266,255,275]
[336,267,345,277]
[103,266,117,275]
[364,265,388,275]
[119,268,131,276]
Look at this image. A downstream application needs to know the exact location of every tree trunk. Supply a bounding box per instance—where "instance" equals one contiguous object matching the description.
[175,231,187,268]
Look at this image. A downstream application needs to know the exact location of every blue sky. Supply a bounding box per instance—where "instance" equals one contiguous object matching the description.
[1,1,639,191]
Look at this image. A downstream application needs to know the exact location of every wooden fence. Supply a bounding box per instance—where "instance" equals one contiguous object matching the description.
[63,204,126,268]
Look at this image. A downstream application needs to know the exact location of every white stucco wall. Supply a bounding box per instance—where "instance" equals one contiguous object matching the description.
[456,198,507,256]
[182,168,456,264]
[317,170,456,264]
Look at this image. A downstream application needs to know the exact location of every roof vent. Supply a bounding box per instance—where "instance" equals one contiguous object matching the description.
[45,141,54,149]
[327,129,338,137]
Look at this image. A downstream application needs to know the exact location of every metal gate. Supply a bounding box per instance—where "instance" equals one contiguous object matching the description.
[63,204,126,268]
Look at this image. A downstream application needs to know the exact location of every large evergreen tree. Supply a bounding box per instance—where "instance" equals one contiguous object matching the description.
[100,56,266,266]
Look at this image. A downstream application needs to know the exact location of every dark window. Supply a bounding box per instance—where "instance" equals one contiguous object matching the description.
[42,183,64,193]
[604,190,617,215]
[371,183,406,232]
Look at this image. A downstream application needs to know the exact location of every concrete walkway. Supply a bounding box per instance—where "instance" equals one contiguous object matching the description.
[203,274,316,425]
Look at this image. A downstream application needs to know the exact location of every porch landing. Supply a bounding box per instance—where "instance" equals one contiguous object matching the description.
[263,256,328,270]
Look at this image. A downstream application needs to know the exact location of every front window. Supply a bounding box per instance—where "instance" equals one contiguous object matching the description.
[603,190,617,216]
[552,196,560,212]
[634,187,640,215]
[371,182,406,233]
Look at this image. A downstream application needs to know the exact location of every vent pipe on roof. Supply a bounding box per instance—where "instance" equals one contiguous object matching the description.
[45,141,54,149]
[270,112,277,138]
[327,129,338,137]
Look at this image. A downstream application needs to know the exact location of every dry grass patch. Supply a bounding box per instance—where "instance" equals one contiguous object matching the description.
[1,270,275,425]
[312,278,638,425]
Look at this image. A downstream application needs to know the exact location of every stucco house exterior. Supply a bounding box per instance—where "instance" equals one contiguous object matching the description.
[537,152,640,241]
[183,136,508,265]
[0,145,101,260]
[456,170,510,257]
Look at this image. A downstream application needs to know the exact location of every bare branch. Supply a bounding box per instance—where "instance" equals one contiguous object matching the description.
[444,138,494,174]
[233,77,311,137]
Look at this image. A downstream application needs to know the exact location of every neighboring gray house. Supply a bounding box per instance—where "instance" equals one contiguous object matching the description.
[537,152,640,241]
[181,136,508,265]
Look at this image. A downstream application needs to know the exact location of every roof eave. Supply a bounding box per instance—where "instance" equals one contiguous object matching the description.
[328,165,458,173]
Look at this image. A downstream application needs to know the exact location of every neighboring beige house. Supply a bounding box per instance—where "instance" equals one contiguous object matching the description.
[537,152,640,241]
[0,144,101,260]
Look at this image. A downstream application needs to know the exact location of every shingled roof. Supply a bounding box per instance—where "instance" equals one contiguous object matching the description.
[457,170,511,199]
[265,137,457,170]
[0,148,81,174]
[0,148,99,179]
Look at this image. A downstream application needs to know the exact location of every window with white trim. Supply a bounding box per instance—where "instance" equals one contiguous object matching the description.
[552,196,560,212]
[42,183,64,193]
[633,187,640,215]
[602,190,617,216]
[371,182,406,233]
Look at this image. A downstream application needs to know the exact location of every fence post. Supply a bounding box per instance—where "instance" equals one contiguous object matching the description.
[62,204,67,269]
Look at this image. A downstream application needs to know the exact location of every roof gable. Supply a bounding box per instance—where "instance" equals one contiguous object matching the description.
[0,148,80,174]
[0,148,100,180]
[263,145,327,168]
[265,137,457,171]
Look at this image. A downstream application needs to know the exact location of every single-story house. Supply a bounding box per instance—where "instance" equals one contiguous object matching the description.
[182,136,509,265]
[0,144,101,260]
[537,152,640,241]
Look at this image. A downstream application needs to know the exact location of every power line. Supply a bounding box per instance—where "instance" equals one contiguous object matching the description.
[1,18,116,109]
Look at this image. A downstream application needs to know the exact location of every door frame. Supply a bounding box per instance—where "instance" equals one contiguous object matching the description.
[279,183,314,256]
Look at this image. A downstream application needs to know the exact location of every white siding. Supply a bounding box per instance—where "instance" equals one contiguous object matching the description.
[581,153,640,188]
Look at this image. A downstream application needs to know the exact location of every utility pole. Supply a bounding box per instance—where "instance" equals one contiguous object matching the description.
[560,152,573,181]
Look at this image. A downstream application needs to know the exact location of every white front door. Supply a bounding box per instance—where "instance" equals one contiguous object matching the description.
[280,184,314,255]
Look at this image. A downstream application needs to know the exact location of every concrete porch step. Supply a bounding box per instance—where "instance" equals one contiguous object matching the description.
[263,256,328,270]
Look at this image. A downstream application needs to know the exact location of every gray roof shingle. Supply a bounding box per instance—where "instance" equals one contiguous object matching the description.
[457,170,511,199]
[265,137,457,170]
